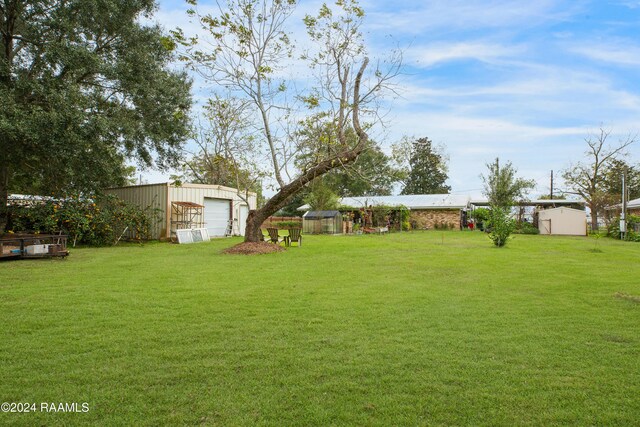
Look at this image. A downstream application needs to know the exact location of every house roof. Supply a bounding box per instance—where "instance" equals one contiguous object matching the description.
[107,182,257,196]
[603,197,639,210]
[537,206,587,214]
[627,197,640,208]
[298,194,471,211]
[470,199,586,207]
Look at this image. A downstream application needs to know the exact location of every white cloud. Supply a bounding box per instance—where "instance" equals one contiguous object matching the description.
[405,41,524,67]
[569,41,640,67]
[618,0,640,9]
[362,0,585,34]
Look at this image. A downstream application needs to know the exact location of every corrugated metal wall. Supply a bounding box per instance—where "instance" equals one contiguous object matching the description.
[170,184,257,237]
[105,183,168,239]
[106,183,257,240]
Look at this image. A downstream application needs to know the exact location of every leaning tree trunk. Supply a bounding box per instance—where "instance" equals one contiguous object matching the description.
[243,149,365,242]
[243,59,371,242]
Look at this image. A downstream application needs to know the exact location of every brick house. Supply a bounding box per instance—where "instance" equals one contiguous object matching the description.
[298,194,471,230]
[627,198,640,215]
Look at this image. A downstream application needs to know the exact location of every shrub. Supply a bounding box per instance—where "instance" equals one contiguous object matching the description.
[275,221,301,229]
[370,204,392,227]
[471,208,490,222]
[487,207,515,247]
[514,221,539,235]
[607,215,640,242]
[7,193,159,246]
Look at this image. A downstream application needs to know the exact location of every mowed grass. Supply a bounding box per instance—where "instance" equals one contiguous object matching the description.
[0,232,639,426]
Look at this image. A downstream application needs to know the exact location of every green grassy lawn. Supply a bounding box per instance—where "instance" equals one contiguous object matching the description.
[1,232,639,426]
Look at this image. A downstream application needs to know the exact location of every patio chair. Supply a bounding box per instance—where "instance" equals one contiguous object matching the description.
[266,227,284,245]
[285,228,302,247]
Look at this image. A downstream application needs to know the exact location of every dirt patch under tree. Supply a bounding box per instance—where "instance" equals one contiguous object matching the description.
[222,242,285,255]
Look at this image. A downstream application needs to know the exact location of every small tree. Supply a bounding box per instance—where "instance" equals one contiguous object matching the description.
[481,158,533,247]
[482,158,535,208]
[487,207,515,247]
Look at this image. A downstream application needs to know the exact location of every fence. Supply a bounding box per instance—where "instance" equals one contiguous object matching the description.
[260,216,302,229]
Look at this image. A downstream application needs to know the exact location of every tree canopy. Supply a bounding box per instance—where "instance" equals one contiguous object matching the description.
[601,159,640,202]
[172,96,263,204]
[481,158,535,208]
[397,137,450,195]
[295,119,401,198]
[562,128,636,229]
[1,0,192,229]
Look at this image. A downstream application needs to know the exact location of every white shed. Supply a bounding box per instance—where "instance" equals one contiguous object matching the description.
[537,207,587,236]
[106,182,257,240]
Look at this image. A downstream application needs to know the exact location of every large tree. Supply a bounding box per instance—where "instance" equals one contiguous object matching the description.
[176,0,400,242]
[397,137,450,195]
[562,128,636,230]
[0,0,191,230]
[601,159,640,202]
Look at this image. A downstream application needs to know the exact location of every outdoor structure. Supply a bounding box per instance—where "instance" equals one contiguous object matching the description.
[537,207,587,236]
[471,198,587,226]
[302,210,342,234]
[0,234,69,259]
[106,182,257,240]
[299,194,471,230]
[621,197,640,216]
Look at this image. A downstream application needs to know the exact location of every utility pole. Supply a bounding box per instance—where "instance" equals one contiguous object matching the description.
[550,170,554,199]
[621,171,627,240]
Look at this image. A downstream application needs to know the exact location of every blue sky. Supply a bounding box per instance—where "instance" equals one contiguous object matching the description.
[149,0,640,197]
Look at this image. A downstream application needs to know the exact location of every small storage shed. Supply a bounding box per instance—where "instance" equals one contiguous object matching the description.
[106,182,257,240]
[537,207,587,236]
[303,210,342,234]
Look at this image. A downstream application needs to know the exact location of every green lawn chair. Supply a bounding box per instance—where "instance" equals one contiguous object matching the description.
[285,228,302,247]
[266,227,284,245]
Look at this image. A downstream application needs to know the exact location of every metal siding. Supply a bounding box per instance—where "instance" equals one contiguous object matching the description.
[105,184,167,240]
[171,186,205,231]
[537,207,587,236]
[171,185,257,236]
[106,183,257,240]
[203,198,231,236]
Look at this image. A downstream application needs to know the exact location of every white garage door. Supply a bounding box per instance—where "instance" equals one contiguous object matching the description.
[204,198,231,237]
[238,204,249,236]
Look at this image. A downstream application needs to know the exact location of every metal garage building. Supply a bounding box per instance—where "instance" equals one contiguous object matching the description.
[106,182,257,240]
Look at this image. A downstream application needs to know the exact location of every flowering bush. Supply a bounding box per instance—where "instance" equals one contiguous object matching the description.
[7,194,160,246]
